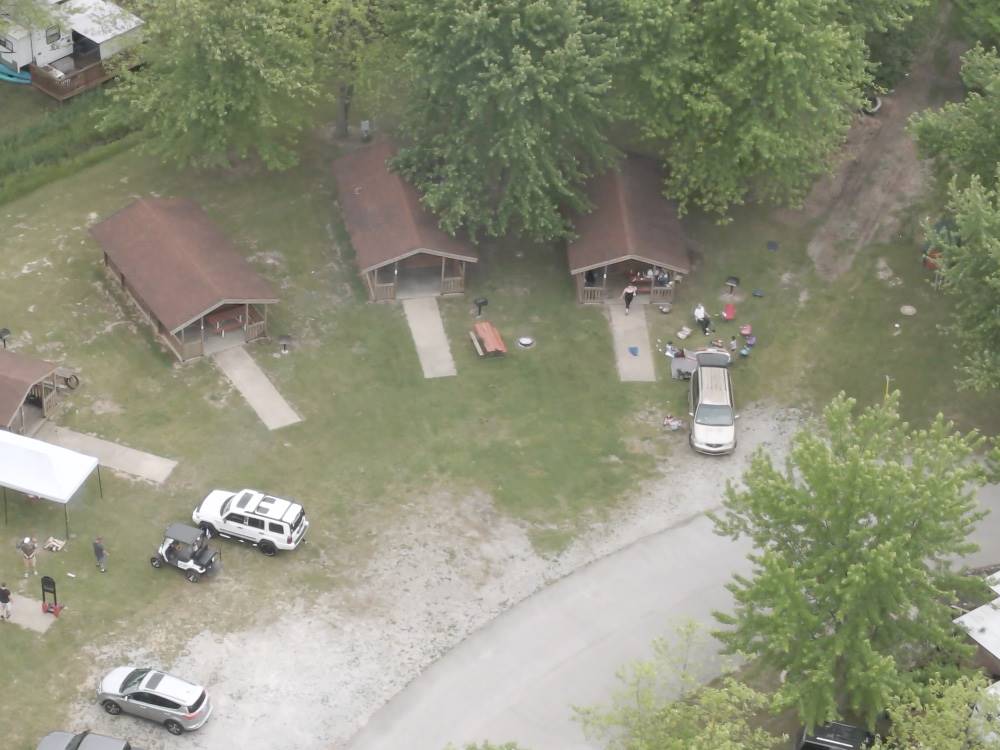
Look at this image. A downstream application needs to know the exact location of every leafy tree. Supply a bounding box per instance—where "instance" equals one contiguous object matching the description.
[614,0,868,217]
[575,624,784,750]
[101,0,330,169]
[924,172,1000,392]
[865,0,936,89]
[712,392,990,729]
[956,0,1000,48]
[871,674,1000,750]
[910,44,1000,193]
[391,0,618,242]
[830,0,930,36]
[0,0,52,34]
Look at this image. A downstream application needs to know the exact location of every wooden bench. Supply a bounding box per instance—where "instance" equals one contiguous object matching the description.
[469,321,507,357]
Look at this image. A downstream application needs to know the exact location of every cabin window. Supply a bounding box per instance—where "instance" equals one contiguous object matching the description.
[45,26,60,45]
[0,37,13,53]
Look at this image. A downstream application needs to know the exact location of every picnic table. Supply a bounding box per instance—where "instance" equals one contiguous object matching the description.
[205,307,244,337]
[469,321,507,357]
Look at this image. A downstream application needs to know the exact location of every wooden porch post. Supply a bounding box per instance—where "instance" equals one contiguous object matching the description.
[394,262,399,296]
[263,304,268,336]
[244,303,249,332]
[440,255,446,291]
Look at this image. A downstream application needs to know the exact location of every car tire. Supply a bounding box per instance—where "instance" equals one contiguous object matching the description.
[259,541,277,557]
[165,719,184,735]
[185,571,200,583]
[200,522,217,537]
[103,700,122,715]
[150,556,162,569]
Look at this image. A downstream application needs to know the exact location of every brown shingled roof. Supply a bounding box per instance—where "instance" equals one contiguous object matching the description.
[0,350,56,429]
[567,156,690,275]
[332,140,478,274]
[90,198,279,334]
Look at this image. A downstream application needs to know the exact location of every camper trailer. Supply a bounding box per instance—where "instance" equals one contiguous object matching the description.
[0,0,142,99]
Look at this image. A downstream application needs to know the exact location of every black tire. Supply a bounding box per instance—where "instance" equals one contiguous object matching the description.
[150,556,162,569]
[259,541,277,557]
[103,700,122,715]
[199,522,217,537]
[185,570,200,583]
[64,373,80,390]
[165,719,184,735]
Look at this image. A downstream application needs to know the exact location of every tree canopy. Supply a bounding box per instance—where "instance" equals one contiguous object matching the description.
[712,392,990,729]
[101,0,330,169]
[956,0,1000,48]
[925,172,1000,392]
[575,624,784,750]
[871,675,1000,750]
[910,44,1000,194]
[611,0,868,217]
[390,0,619,242]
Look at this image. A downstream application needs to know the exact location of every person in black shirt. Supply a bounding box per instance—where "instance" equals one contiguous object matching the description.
[0,583,11,621]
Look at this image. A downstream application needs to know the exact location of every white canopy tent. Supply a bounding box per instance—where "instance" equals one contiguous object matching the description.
[0,429,101,538]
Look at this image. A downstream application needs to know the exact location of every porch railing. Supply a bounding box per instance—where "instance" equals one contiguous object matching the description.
[246,320,267,341]
[581,286,606,303]
[373,282,396,301]
[650,286,674,303]
[441,276,464,295]
[29,58,113,101]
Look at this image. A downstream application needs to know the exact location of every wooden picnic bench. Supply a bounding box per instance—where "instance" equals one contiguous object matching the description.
[205,307,245,337]
[469,321,507,357]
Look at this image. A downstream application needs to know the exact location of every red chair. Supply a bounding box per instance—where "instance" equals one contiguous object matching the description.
[722,303,736,321]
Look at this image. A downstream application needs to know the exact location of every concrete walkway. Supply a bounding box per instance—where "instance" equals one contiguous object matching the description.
[607,303,656,382]
[402,298,457,379]
[35,423,177,484]
[4,594,59,634]
[213,347,302,430]
[348,514,752,750]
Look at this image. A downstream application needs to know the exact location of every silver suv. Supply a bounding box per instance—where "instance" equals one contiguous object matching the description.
[688,349,737,455]
[97,667,212,735]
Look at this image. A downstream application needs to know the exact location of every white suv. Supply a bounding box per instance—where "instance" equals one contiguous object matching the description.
[192,489,309,556]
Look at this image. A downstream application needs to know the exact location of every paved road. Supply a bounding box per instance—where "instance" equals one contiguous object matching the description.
[348,482,1000,750]
[347,513,753,750]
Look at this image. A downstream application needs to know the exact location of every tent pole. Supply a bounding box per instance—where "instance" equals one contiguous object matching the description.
[97,466,104,498]
[3,487,6,526]
[64,504,69,539]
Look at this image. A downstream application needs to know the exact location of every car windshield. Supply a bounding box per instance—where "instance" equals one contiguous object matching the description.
[290,509,304,531]
[120,668,150,692]
[220,493,235,516]
[696,404,734,427]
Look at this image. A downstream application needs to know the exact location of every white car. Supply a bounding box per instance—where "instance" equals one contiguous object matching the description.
[192,489,308,556]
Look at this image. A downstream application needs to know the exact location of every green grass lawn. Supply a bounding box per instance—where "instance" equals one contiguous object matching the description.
[0,83,57,135]
[0,108,998,745]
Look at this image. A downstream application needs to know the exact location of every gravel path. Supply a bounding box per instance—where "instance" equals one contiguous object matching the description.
[71,405,799,749]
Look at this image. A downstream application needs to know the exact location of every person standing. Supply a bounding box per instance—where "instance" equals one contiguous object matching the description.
[621,283,638,315]
[0,582,11,621]
[693,303,711,335]
[20,536,37,578]
[93,536,108,573]
[729,335,738,354]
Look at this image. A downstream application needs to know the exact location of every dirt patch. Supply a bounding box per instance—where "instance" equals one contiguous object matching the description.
[67,406,798,750]
[785,12,967,280]
[91,398,124,416]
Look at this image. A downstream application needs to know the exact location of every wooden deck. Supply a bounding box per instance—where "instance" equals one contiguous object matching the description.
[30,59,114,101]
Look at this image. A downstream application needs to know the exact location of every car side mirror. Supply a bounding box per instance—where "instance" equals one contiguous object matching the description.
[735,414,740,419]
[688,411,694,417]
